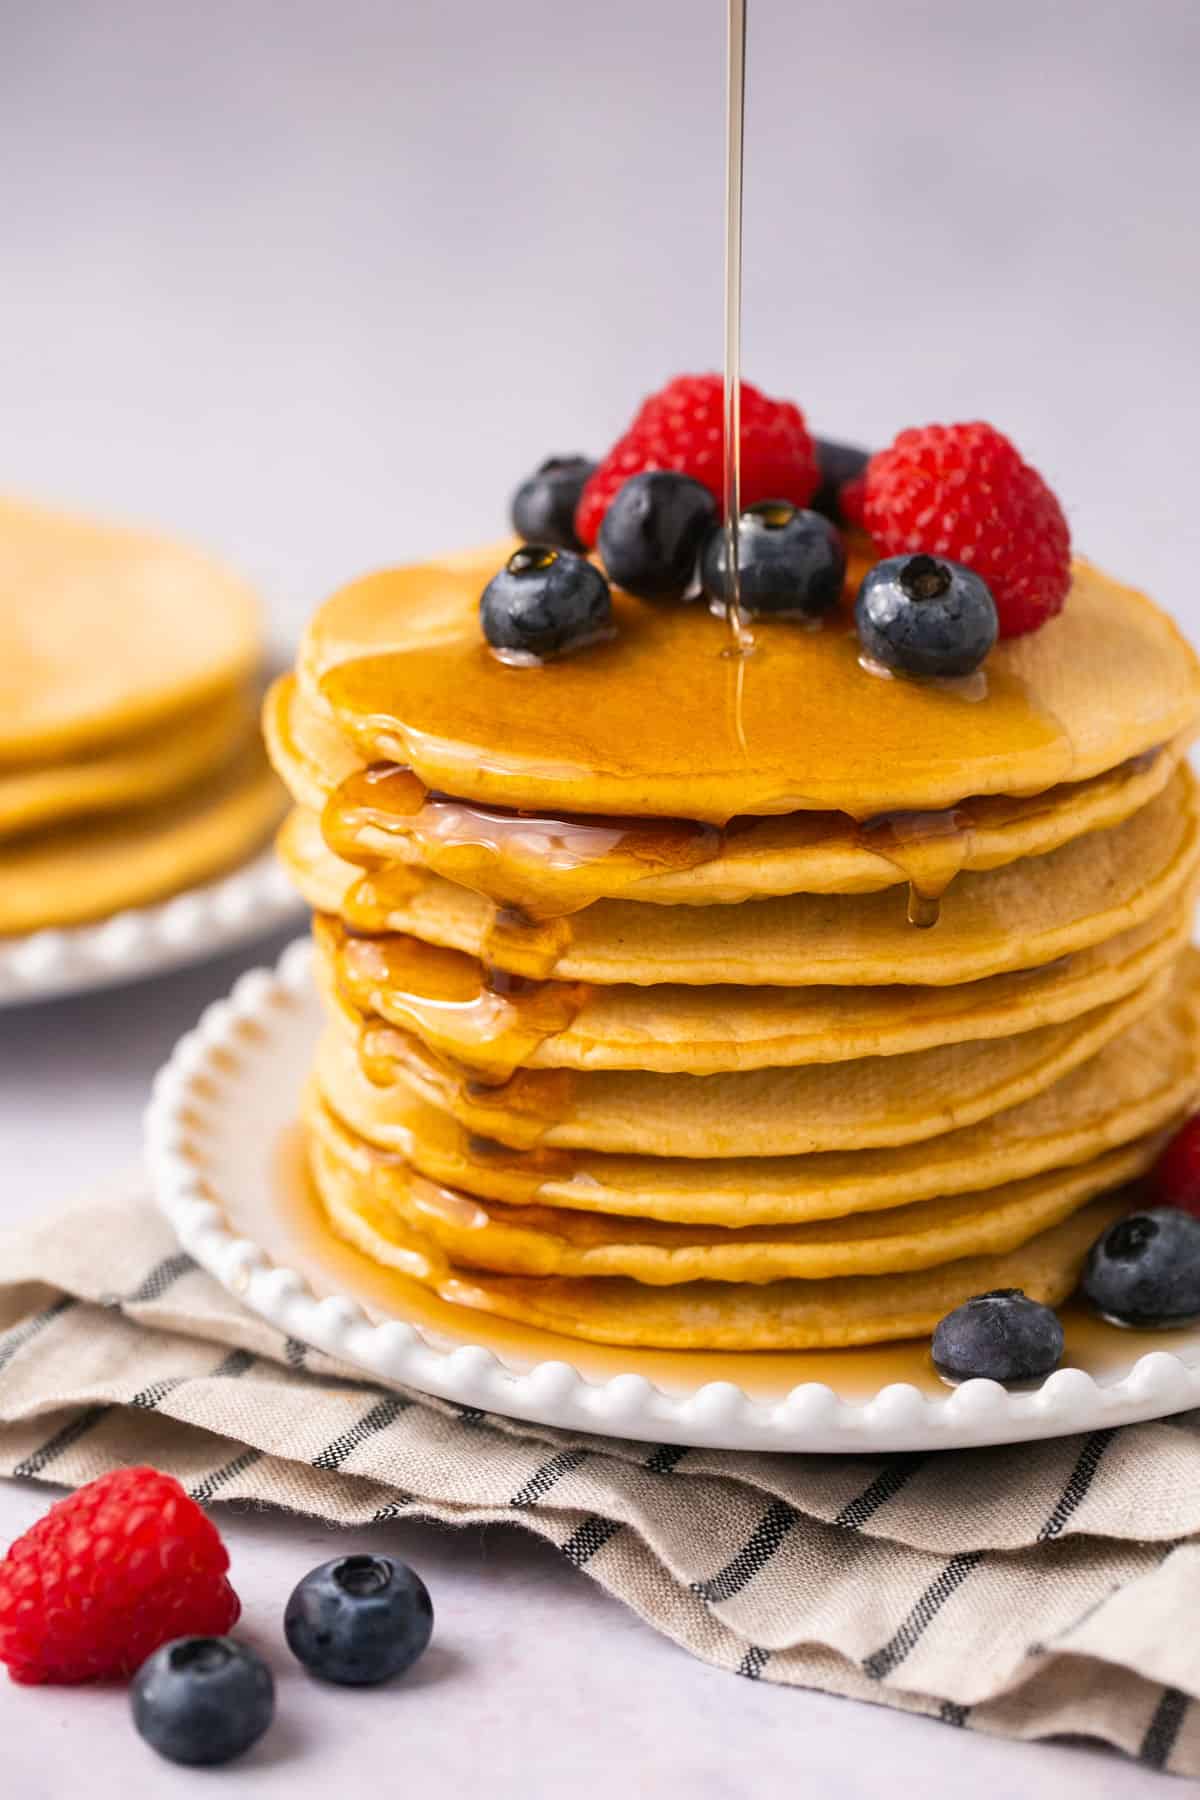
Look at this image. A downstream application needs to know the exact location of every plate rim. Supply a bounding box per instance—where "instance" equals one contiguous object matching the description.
[0,846,303,1006]
[144,938,1200,1452]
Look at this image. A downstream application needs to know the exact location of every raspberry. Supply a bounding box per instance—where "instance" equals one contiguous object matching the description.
[1148,1113,1200,1219]
[575,373,819,548]
[838,472,867,531]
[862,422,1071,638]
[0,1467,240,1684]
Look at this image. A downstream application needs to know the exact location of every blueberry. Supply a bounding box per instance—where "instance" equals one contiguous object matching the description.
[1081,1207,1200,1326]
[700,501,845,619]
[597,471,717,600]
[811,438,870,524]
[285,1554,434,1686]
[931,1288,1064,1385]
[480,544,612,662]
[130,1637,274,1767]
[856,553,998,679]
[511,455,596,552]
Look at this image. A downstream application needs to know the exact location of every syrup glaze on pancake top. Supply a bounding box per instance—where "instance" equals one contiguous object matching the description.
[265,386,1200,1358]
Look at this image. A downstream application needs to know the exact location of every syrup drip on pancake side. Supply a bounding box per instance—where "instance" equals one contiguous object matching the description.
[855,807,976,930]
[325,914,592,1084]
[356,1014,575,1147]
[323,762,723,917]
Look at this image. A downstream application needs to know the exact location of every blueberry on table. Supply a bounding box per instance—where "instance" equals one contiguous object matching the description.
[511,455,597,552]
[811,437,870,524]
[597,470,717,600]
[481,545,612,662]
[700,501,845,619]
[1081,1208,1200,1327]
[285,1554,434,1686]
[856,553,998,679]
[130,1636,274,1767]
[931,1288,1064,1384]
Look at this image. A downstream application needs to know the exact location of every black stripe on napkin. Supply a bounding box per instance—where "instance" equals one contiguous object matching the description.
[939,1700,970,1727]
[0,1296,76,1373]
[510,1448,588,1509]
[834,1455,926,1532]
[119,1252,197,1307]
[862,1551,986,1680]
[372,1496,416,1522]
[691,1498,799,1604]
[12,1408,110,1479]
[311,1395,409,1471]
[9,1347,258,1478]
[190,1447,264,1506]
[284,1338,309,1368]
[643,1444,688,1475]
[1140,1687,1190,1770]
[561,1516,622,1567]
[738,1646,771,1680]
[1037,1429,1116,1541]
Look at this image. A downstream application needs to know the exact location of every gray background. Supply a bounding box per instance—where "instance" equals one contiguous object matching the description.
[2,0,1197,641]
[1,4,1197,1795]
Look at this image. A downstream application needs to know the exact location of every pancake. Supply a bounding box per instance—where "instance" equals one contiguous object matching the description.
[279,765,1200,987]
[0,736,287,934]
[314,969,1199,1223]
[0,496,261,765]
[307,1085,1164,1285]
[314,898,1191,1076]
[314,1183,1131,1349]
[268,671,1192,911]
[0,686,255,842]
[324,962,1169,1157]
[298,544,1200,820]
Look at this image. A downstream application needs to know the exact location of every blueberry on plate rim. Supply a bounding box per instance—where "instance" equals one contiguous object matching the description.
[810,437,870,524]
[931,1287,1064,1385]
[700,500,845,619]
[480,544,613,662]
[1081,1207,1200,1328]
[285,1554,434,1687]
[130,1635,275,1767]
[855,552,998,679]
[596,469,717,601]
[510,455,597,552]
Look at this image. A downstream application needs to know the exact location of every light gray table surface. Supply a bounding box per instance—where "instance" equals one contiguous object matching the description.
[1,1,1197,1791]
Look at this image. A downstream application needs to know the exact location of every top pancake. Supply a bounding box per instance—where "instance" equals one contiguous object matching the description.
[266,672,1192,911]
[299,541,1200,821]
[0,496,262,765]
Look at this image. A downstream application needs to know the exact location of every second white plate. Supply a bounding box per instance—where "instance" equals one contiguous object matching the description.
[145,941,1200,1452]
[0,848,303,1007]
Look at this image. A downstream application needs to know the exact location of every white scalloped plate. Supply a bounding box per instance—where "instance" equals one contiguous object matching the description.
[0,849,304,1007]
[144,940,1200,1452]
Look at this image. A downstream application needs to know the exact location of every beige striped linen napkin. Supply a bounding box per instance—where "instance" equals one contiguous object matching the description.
[2,1189,1200,1778]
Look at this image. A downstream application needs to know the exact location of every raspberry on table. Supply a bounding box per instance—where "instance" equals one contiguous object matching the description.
[0,1467,241,1685]
[1149,1112,1200,1218]
[862,421,1071,639]
[575,372,819,549]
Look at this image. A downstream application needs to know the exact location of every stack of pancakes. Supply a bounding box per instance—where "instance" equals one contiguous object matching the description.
[266,542,1200,1350]
[0,498,286,933]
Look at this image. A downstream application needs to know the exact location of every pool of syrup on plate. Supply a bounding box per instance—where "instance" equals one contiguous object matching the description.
[273,1123,1186,1407]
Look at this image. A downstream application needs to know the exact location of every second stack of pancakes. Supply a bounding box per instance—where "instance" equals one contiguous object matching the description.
[266,543,1200,1350]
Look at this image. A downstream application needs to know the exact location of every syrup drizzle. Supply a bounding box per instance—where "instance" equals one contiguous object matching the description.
[722,0,754,658]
